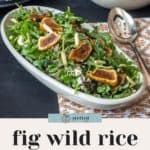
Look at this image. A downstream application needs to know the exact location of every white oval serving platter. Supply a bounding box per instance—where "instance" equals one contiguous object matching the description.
[1,6,146,110]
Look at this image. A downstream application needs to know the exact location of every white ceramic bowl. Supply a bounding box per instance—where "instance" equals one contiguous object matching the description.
[92,0,150,10]
[1,6,145,110]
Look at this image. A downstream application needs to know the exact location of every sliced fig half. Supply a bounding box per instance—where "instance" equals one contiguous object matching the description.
[69,42,92,63]
[88,68,118,86]
[104,47,113,57]
[38,32,60,51]
[40,17,63,33]
[30,13,50,22]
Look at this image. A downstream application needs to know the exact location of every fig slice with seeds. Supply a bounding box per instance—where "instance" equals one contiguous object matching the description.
[117,73,126,86]
[40,17,63,33]
[30,13,50,22]
[38,32,60,51]
[69,42,92,63]
[88,68,118,86]
[104,47,113,57]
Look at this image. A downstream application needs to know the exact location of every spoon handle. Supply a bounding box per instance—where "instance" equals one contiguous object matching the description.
[130,43,150,92]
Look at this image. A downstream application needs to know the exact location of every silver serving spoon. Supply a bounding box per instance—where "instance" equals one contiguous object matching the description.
[108,7,150,92]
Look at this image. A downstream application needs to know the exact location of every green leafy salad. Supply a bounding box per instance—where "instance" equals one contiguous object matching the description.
[7,6,141,99]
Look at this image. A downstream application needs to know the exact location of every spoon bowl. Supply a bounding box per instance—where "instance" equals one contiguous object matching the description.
[108,7,150,92]
[108,7,137,44]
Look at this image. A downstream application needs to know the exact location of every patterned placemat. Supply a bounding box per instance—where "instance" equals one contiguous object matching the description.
[58,18,150,118]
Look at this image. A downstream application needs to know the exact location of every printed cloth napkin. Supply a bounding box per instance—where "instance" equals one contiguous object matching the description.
[58,18,150,118]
